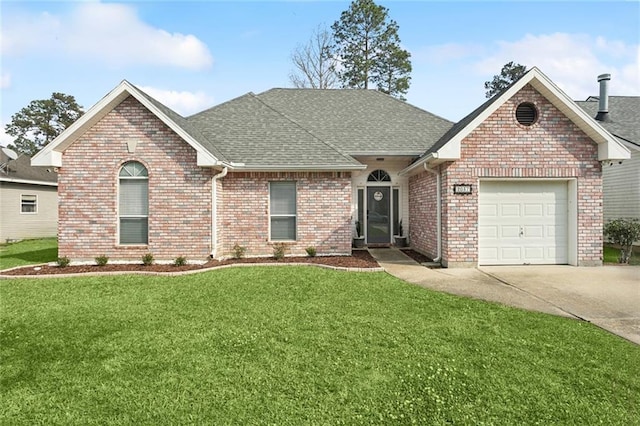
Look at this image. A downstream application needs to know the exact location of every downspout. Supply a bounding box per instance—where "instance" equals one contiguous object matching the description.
[423,162,441,263]
[210,167,228,258]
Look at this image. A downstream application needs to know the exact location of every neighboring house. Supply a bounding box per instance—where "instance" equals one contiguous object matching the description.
[32,67,629,266]
[1,151,58,242]
[575,74,640,229]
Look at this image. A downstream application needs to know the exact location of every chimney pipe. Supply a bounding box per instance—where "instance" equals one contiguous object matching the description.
[595,73,611,122]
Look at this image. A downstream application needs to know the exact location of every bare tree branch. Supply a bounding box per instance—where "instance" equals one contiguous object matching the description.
[289,26,339,89]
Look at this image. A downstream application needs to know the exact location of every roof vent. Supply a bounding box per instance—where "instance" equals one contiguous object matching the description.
[515,103,538,126]
[595,73,611,122]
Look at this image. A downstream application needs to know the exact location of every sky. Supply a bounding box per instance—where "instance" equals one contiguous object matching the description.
[1,0,639,148]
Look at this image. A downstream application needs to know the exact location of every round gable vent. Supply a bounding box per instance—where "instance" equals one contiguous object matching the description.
[515,102,538,126]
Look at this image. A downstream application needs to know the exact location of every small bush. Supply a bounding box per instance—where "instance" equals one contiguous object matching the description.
[56,257,70,268]
[306,246,317,257]
[232,243,247,259]
[604,218,640,263]
[142,253,155,266]
[95,255,109,267]
[174,256,187,266]
[273,243,287,260]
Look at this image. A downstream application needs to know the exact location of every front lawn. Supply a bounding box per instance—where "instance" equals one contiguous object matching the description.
[0,238,57,270]
[1,268,638,424]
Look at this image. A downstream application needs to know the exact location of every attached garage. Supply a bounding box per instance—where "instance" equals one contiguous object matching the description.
[479,180,572,265]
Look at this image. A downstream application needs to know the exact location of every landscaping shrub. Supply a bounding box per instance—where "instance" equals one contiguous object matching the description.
[56,257,70,268]
[95,255,109,267]
[174,256,187,266]
[142,253,155,266]
[305,247,317,257]
[604,218,640,263]
[273,243,287,260]
[232,243,247,259]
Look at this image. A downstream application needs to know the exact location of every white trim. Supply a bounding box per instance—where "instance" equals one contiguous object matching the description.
[0,177,58,187]
[31,80,226,168]
[399,68,630,177]
[268,181,298,242]
[117,161,149,246]
[477,178,577,266]
[20,194,38,215]
[234,164,366,172]
[211,167,228,258]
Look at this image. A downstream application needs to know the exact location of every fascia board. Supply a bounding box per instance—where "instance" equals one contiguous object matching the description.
[233,164,367,172]
[0,177,58,186]
[527,73,630,161]
[398,153,437,176]
[31,150,62,167]
[31,86,131,166]
[32,81,224,167]
[435,71,536,160]
[124,83,223,166]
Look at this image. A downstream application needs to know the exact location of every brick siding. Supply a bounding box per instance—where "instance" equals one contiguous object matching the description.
[59,96,213,262]
[410,84,603,266]
[219,172,352,258]
[408,169,438,259]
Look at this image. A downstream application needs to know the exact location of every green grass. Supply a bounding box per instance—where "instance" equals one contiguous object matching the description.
[0,238,57,270]
[1,268,639,425]
[604,245,640,265]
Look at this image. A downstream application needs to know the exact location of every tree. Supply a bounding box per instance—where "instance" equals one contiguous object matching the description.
[330,0,411,99]
[289,26,339,89]
[484,61,527,98]
[604,218,640,264]
[5,92,83,156]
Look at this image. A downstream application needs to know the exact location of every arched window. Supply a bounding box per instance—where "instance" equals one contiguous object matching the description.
[367,169,391,182]
[119,161,148,244]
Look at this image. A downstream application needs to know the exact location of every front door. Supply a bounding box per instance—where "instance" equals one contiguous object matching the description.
[367,187,391,244]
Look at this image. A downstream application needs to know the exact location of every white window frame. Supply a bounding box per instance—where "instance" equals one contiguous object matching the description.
[269,181,297,241]
[118,162,149,246]
[20,194,38,214]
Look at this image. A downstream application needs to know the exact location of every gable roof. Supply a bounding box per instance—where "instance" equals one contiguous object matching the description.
[400,67,631,176]
[575,96,640,149]
[188,93,363,170]
[255,89,454,156]
[1,151,57,186]
[32,80,226,168]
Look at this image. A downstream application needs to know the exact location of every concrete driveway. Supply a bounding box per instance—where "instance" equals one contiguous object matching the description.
[368,249,640,345]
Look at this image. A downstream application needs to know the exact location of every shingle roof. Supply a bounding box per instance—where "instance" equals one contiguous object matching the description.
[575,96,640,147]
[1,151,57,184]
[134,86,230,162]
[255,88,454,156]
[187,93,362,169]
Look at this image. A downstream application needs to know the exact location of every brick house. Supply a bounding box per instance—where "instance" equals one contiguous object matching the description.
[32,67,629,266]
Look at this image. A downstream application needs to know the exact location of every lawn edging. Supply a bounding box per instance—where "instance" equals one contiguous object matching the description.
[0,261,384,279]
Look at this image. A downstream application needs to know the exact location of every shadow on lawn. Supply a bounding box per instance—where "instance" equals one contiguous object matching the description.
[0,247,58,269]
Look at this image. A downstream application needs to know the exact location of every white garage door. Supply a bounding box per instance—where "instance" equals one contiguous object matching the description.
[479,181,568,265]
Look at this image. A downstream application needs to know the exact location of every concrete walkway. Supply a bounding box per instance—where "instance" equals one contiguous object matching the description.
[368,248,640,345]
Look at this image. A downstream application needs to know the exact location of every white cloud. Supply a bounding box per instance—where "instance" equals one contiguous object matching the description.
[1,2,213,70]
[139,86,214,116]
[474,33,640,99]
[0,71,11,89]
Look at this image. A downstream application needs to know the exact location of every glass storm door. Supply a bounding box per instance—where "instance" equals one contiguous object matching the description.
[367,187,391,244]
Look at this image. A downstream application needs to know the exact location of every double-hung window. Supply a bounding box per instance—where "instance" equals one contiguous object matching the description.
[119,162,148,245]
[21,195,37,214]
[270,181,296,241]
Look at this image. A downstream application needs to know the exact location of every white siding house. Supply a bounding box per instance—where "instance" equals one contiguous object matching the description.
[0,152,58,242]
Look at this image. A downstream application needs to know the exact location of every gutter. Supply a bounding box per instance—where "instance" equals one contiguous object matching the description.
[210,167,228,259]
[398,153,438,177]
[423,162,442,263]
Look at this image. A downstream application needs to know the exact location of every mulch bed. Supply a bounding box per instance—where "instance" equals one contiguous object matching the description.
[1,250,380,276]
